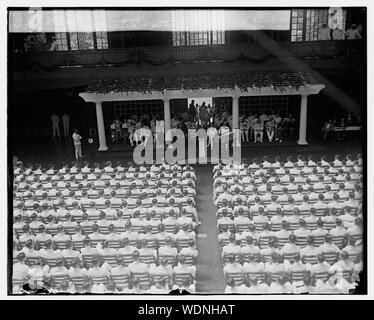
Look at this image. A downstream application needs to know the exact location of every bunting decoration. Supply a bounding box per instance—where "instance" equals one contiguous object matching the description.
[12,41,359,72]
[85,72,316,95]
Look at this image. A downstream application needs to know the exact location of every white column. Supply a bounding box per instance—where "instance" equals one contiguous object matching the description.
[163,98,171,143]
[95,101,108,151]
[232,96,239,129]
[297,95,308,145]
[163,98,171,132]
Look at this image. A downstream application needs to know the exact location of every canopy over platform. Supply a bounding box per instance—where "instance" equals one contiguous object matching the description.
[79,71,325,151]
[79,71,324,101]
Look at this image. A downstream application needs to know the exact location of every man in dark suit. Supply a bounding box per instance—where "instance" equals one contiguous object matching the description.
[169,288,191,295]
[188,100,196,122]
[169,278,193,294]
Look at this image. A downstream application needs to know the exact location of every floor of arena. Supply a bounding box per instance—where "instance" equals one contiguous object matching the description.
[12,134,362,168]
[11,136,363,293]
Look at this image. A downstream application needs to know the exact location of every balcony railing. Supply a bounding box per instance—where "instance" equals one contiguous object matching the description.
[12,40,362,71]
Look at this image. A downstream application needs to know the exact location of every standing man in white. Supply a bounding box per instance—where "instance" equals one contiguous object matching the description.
[51,114,61,138]
[62,114,70,138]
[72,129,82,160]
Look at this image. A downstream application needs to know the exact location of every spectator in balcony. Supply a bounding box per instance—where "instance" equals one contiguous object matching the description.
[24,34,36,52]
[49,36,58,51]
[318,24,331,41]
[35,33,47,47]
[332,27,344,40]
[345,25,362,40]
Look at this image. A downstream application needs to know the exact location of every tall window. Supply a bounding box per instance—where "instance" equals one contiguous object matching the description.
[290,9,304,42]
[54,32,68,50]
[291,8,347,41]
[66,10,95,50]
[305,9,329,41]
[172,10,226,46]
[69,32,95,50]
[96,32,108,49]
[52,10,108,50]
[93,10,109,49]
[53,11,69,50]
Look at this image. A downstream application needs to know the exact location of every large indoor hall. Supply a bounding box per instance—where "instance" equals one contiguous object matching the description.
[9,7,366,295]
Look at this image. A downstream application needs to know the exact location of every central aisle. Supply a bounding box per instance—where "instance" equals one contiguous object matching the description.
[194,165,226,293]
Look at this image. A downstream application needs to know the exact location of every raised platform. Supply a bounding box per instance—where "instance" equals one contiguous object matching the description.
[106,139,302,152]
[12,134,362,168]
[89,139,328,163]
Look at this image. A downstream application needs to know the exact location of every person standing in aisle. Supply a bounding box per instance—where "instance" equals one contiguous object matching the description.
[51,114,61,138]
[62,114,70,138]
[72,129,82,160]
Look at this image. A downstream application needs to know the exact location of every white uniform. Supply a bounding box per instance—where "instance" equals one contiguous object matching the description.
[51,114,60,138]
[72,132,82,160]
[62,114,70,137]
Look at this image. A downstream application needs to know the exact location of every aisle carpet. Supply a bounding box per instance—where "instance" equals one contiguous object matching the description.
[194,165,226,294]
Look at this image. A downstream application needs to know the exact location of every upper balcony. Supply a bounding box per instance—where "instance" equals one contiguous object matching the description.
[11,40,363,72]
